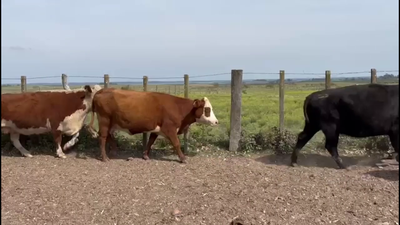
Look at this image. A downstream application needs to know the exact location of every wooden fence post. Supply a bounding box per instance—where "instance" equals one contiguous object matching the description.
[229,69,243,151]
[371,68,377,83]
[183,74,189,153]
[104,74,110,88]
[325,70,331,89]
[62,74,68,89]
[21,76,27,93]
[279,70,285,133]
[143,76,148,151]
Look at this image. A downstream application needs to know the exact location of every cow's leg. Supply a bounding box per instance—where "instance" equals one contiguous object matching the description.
[107,132,118,158]
[321,124,345,169]
[389,131,399,162]
[143,133,158,160]
[52,130,66,158]
[10,132,33,158]
[98,117,111,162]
[291,123,319,167]
[162,127,186,163]
[63,132,80,151]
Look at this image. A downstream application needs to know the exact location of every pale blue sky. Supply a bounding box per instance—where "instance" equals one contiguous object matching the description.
[1,0,399,84]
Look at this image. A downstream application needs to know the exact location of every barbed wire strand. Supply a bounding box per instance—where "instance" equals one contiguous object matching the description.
[2,70,398,81]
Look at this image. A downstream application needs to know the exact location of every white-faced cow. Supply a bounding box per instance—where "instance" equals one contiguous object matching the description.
[87,88,219,163]
[1,85,102,158]
[291,83,399,169]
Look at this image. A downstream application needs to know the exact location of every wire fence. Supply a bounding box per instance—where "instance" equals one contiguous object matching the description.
[1,69,398,93]
[1,68,398,151]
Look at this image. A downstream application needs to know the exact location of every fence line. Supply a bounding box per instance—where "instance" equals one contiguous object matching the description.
[3,69,398,81]
[2,68,399,152]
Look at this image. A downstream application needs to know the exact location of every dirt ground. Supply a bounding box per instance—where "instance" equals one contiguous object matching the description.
[1,149,399,225]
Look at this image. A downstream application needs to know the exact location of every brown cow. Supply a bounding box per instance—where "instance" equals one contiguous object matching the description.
[1,85,102,158]
[87,88,219,163]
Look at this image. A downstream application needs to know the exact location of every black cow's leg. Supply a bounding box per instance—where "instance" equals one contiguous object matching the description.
[321,124,345,169]
[291,123,319,167]
[143,133,158,160]
[389,131,399,162]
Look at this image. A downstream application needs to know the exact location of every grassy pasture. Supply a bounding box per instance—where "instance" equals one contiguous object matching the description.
[1,80,398,155]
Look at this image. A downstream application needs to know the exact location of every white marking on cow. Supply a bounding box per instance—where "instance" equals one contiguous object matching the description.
[56,87,99,136]
[1,119,52,136]
[56,143,66,158]
[195,97,219,125]
[63,132,79,150]
[9,132,33,157]
[147,126,180,138]
[57,109,89,136]
[148,126,165,137]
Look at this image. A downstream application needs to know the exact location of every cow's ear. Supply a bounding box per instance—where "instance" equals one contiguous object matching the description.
[84,85,92,93]
[193,99,204,108]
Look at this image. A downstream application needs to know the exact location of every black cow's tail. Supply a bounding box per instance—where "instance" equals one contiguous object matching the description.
[303,96,310,123]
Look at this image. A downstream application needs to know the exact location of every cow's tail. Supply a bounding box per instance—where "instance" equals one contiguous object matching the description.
[303,96,310,123]
[87,102,99,138]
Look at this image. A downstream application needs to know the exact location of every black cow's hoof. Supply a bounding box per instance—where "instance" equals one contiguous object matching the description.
[291,163,299,167]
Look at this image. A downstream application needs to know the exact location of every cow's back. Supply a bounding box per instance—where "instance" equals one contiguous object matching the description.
[308,84,398,136]
[2,91,87,130]
[93,89,193,131]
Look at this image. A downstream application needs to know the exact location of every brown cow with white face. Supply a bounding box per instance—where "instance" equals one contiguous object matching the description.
[87,88,219,163]
[1,85,102,158]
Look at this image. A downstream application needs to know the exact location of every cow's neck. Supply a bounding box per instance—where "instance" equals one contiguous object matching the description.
[178,116,196,134]
[177,98,197,134]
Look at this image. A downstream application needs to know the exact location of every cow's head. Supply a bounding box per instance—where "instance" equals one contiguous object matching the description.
[192,97,219,125]
[83,84,102,97]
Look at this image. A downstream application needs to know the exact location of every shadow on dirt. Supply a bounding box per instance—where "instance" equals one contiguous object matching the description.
[72,148,196,163]
[1,144,199,164]
[365,169,399,181]
[254,153,389,169]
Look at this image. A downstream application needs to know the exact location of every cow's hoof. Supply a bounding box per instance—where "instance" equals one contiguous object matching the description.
[23,153,33,158]
[291,163,299,167]
[143,155,150,160]
[57,154,67,159]
[101,157,110,162]
[179,157,187,164]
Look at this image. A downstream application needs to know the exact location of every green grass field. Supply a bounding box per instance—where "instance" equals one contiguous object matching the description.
[1,80,398,155]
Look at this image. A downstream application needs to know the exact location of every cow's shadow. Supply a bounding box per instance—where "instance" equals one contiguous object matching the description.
[365,169,399,181]
[1,134,74,158]
[1,134,199,163]
[75,147,199,163]
[1,145,198,163]
[254,152,394,169]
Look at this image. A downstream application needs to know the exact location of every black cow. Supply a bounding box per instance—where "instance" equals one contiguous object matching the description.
[291,83,399,169]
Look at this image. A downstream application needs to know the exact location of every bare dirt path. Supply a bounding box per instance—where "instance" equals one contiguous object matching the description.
[1,151,398,225]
